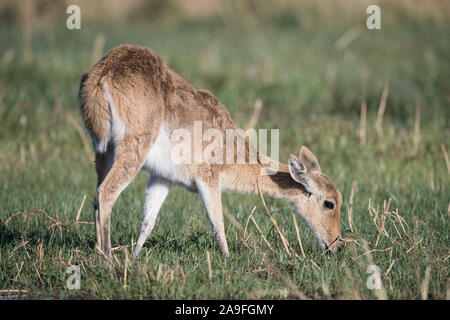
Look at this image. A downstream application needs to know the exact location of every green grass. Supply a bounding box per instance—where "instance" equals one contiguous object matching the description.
[0,4,449,299]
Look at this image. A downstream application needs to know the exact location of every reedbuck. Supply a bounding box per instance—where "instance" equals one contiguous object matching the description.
[79,45,344,259]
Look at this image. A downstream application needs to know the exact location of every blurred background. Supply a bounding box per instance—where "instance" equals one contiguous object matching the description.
[1,0,449,119]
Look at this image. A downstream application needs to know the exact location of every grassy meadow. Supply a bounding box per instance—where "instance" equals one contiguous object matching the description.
[0,1,449,299]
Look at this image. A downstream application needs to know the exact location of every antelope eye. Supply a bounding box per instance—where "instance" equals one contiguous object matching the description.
[324,200,335,210]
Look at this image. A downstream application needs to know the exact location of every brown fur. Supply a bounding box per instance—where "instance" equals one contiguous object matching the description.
[79,45,343,258]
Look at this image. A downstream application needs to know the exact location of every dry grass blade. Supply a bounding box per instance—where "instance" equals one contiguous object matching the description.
[3,209,56,227]
[8,237,29,259]
[112,252,121,267]
[250,215,274,252]
[385,260,395,278]
[123,248,129,290]
[244,206,257,237]
[447,279,450,300]
[0,289,28,294]
[37,239,44,262]
[448,202,450,219]
[91,33,105,65]
[421,266,431,300]
[75,221,94,225]
[0,289,32,299]
[66,114,93,161]
[367,198,373,218]
[217,188,308,297]
[334,26,363,51]
[404,238,423,254]
[206,250,212,280]
[75,194,87,226]
[392,208,409,237]
[292,213,320,270]
[14,261,24,281]
[441,144,450,174]
[46,221,69,231]
[348,180,358,233]
[223,208,244,233]
[256,180,291,256]
[359,101,367,145]
[95,245,112,264]
[358,247,393,258]
[80,261,102,294]
[292,214,306,259]
[375,85,389,137]
[33,263,44,285]
[21,235,30,259]
[387,215,403,239]
[246,98,263,129]
[156,263,163,282]
[344,238,370,251]
[412,103,421,156]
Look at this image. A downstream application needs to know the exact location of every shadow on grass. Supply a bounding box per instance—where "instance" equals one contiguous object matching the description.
[138,230,215,255]
[0,222,97,251]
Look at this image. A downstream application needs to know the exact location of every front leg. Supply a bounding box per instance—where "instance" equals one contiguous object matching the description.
[133,175,171,258]
[196,180,229,257]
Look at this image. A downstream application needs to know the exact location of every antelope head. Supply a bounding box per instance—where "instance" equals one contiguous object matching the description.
[287,146,344,253]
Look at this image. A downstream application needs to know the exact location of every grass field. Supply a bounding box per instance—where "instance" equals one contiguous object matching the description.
[0,1,449,299]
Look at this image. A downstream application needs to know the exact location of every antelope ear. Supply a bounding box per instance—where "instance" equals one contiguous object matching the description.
[299,146,321,172]
[288,154,313,193]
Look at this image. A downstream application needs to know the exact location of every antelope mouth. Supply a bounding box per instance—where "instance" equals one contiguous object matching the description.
[322,236,345,253]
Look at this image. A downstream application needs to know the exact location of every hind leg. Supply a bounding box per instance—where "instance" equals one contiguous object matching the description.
[94,146,115,250]
[96,134,153,257]
[133,175,171,258]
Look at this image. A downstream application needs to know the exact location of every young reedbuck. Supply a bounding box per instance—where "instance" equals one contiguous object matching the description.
[79,45,344,259]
